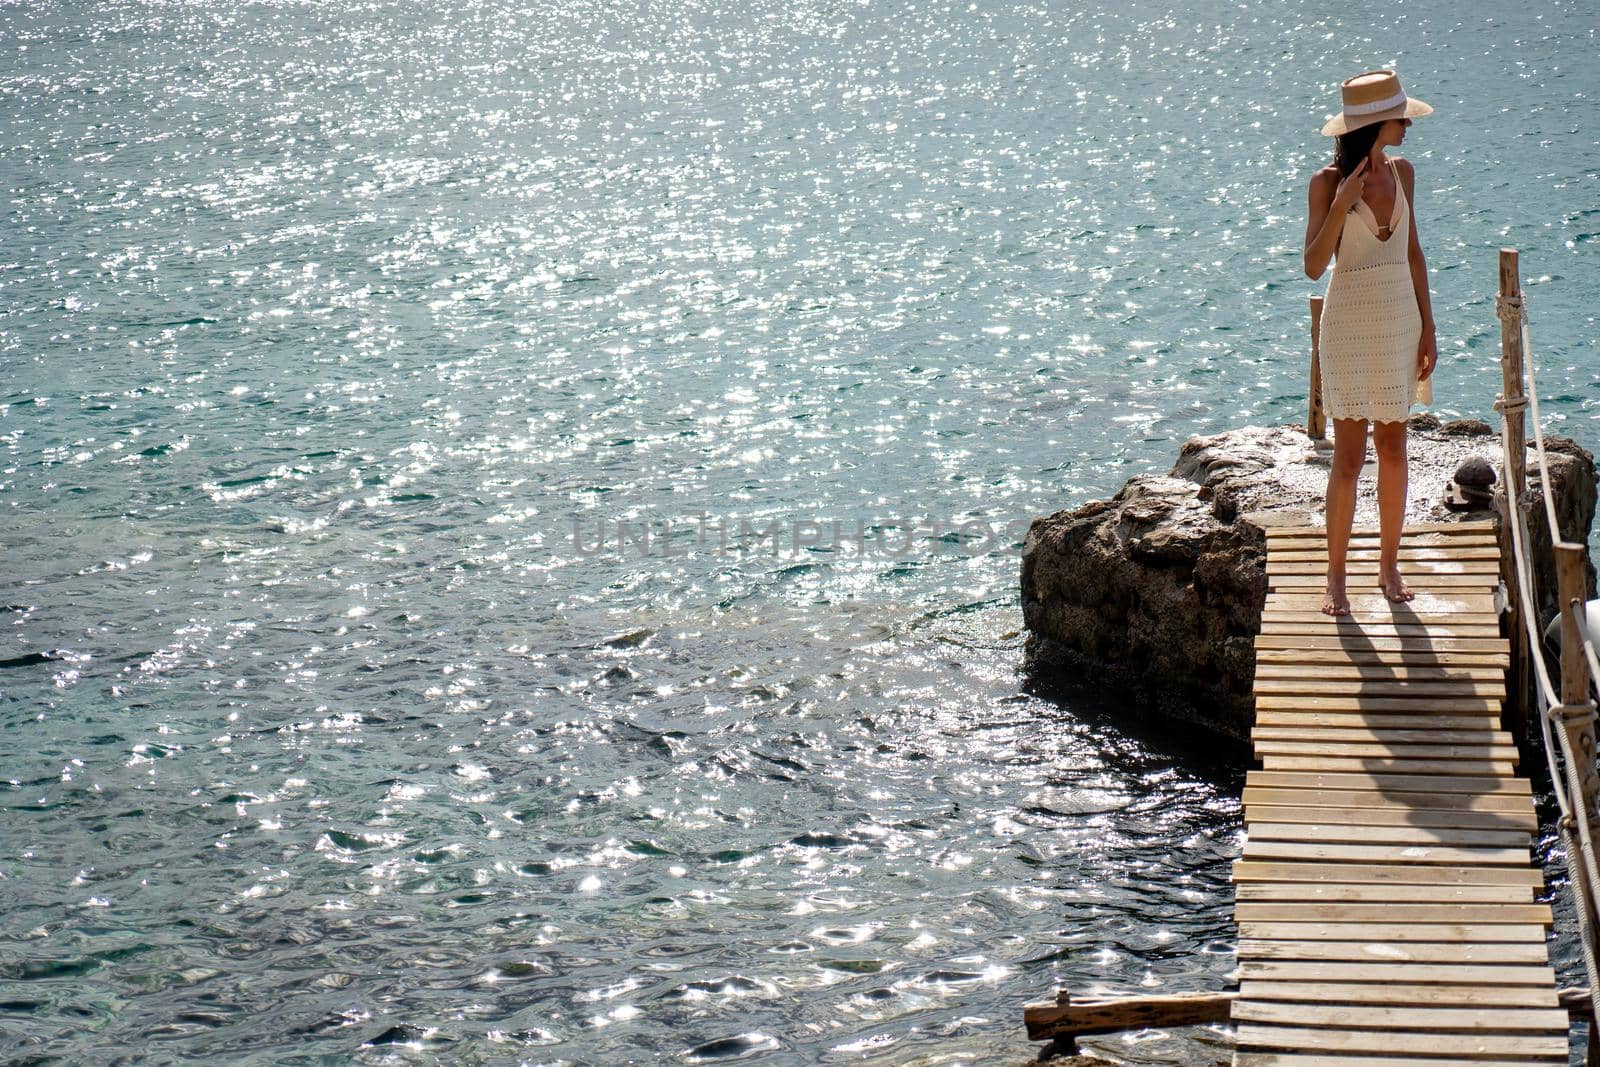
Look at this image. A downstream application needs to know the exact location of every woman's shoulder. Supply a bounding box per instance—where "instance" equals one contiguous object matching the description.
[1389,155,1416,187]
[1308,164,1339,196]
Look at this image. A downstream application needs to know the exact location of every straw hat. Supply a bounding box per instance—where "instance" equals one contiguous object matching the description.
[1320,70,1433,137]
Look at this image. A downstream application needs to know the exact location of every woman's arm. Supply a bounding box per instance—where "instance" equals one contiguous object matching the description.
[1304,159,1368,279]
[1398,158,1438,379]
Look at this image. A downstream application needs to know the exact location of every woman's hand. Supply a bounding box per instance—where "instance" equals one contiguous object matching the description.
[1332,158,1369,210]
[1417,328,1438,381]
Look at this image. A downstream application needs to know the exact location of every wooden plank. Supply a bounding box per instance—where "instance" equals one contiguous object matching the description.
[1267,530,1498,546]
[1255,652,1510,670]
[1242,841,1530,866]
[1254,675,1504,694]
[1271,575,1497,592]
[1237,1056,1564,1067]
[1259,756,1516,776]
[1268,561,1498,575]
[1259,610,1501,626]
[1237,960,1556,986]
[1236,882,1536,903]
[1268,558,1502,574]
[1260,591,1497,607]
[1263,521,1497,536]
[1241,786,1534,815]
[1236,902,1551,924]
[1258,618,1505,635]
[1266,552,1499,567]
[1245,770,1530,794]
[1258,622,1505,640]
[1254,723,1510,744]
[1253,734,1517,753]
[1267,583,1498,598]
[1254,664,1507,682]
[1258,621,1505,639]
[1238,920,1547,944]
[1270,570,1497,585]
[1235,1003,1567,1034]
[1252,740,1519,761]
[1267,547,1503,562]
[1267,541,1501,557]
[1255,633,1510,654]
[1235,985,1561,1011]
[1024,990,1231,1040]
[1260,534,1497,550]
[1244,804,1536,833]
[1267,564,1500,579]
[1246,823,1530,849]
[1267,527,1498,542]
[1267,581,1500,596]
[1254,679,1507,698]
[1254,633,1504,659]
[1235,844,1523,870]
[1235,1026,1566,1058]
[1267,586,1500,602]
[1252,746,1520,768]
[1237,938,1550,963]
[1254,694,1502,713]
[1253,725,1512,744]
[1232,861,1543,887]
[1254,648,1510,669]
[1253,713,1505,730]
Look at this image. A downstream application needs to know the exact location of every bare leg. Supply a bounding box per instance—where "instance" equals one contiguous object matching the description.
[1372,419,1414,602]
[1324,418,1369,616]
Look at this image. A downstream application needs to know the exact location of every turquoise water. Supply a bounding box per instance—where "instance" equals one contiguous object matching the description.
[2,0,1596,1062]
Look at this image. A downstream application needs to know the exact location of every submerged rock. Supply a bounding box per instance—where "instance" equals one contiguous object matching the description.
[1020,416,1597,740]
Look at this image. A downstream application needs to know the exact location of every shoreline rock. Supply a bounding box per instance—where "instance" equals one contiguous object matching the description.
[1020,415,1598,740]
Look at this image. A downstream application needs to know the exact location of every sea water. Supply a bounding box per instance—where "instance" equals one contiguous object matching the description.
[2,0,1596,1062]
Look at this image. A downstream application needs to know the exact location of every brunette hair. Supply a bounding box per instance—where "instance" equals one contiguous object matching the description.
[1334,123,1384,177]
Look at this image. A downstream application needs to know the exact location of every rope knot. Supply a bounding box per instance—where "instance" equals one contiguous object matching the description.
[1553,701,1598,724]
[1494,394,1529,415]
[1496,293,1527,323]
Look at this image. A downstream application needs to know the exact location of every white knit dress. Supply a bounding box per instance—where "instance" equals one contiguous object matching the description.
[1319,157,1431,424]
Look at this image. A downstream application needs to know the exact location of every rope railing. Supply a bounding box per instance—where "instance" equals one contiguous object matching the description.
[1492,248,1600,1040]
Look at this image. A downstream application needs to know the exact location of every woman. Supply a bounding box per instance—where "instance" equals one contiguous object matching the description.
[1303,70,1439,617]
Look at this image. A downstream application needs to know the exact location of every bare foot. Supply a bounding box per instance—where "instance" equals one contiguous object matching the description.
[1323,582,1351,617]
[1379,567,1414,603]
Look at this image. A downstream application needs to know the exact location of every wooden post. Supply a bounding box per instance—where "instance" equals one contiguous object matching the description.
[1308,296,1326,441]
[1559,546,1593,702]
[1556,540,1600,1067]
[1499,249,1528,504]
[1497,250,1533,735]
[1557,542,1596,796]
[1557,541,1597,898]
[1496,487,1531,736]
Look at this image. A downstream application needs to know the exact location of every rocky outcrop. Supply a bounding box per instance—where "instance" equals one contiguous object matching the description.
[1020,416,1597,740]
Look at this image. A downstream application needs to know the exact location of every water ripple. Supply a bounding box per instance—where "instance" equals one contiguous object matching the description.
[2,0,1596,1062]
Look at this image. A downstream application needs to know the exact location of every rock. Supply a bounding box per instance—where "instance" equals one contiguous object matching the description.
[1020,416,1597,740]
[1454,455,1497,488]
[1445,455,1497,511]
[1441,418,1495,437]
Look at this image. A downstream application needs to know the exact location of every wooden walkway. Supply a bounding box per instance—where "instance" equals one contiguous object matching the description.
[1233,519,1569,1064]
